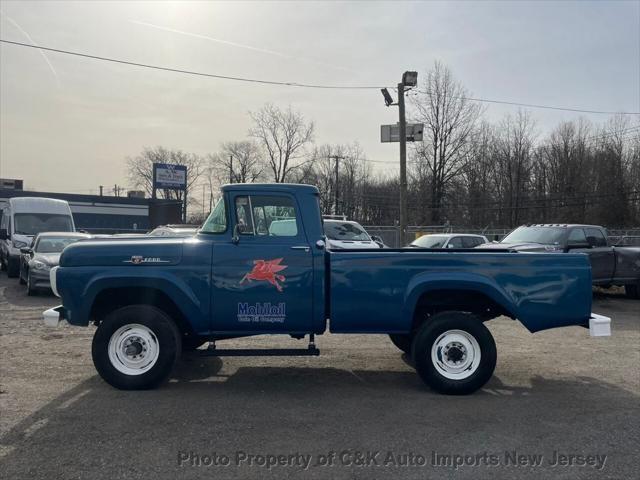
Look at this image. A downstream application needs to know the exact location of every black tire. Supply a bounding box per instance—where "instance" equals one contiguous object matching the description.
[7,257,19,278]
[19,267,26,285]
[624,283,639,299]
[182,334,207,352]
[389,334,413,355]
[411,311,496,395]
[92,305,181,390]
[26,271,36,296]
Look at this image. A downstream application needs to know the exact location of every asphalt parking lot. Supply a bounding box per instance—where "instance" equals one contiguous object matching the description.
[0,274,638,480]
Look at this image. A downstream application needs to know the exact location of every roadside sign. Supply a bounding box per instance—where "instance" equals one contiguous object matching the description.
[381,123,424,142]
[153,163,187,190]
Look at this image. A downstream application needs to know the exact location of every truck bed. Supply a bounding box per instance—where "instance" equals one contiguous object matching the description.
[328,249,593,334]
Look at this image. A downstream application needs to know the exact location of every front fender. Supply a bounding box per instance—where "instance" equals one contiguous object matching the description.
[57,266,209,333]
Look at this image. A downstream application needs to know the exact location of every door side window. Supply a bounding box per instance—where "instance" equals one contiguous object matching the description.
[585,228,607,247]
[448,236,464,248]
[235,195,299,237]
[461,236,479,248]
[568,228,587,244]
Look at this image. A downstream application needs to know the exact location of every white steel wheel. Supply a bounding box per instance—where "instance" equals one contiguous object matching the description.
[107,324,160,376]
[430,329,481,380]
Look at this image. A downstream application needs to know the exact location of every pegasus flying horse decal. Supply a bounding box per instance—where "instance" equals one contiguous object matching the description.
[240,258,288,292]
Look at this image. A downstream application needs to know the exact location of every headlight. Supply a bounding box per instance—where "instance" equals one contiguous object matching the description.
[12,240,27,249]
[32,260,50,271]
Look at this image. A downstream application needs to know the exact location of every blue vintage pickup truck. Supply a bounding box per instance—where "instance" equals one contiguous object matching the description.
[43,184,611,395]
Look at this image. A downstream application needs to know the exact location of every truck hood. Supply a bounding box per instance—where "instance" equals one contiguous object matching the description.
[59,237,184,267]
[476,242,561,252]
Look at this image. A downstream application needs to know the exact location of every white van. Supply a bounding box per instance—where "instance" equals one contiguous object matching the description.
[0,197,75,277]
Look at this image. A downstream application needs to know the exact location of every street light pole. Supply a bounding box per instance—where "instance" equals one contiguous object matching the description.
[398,81,408,247]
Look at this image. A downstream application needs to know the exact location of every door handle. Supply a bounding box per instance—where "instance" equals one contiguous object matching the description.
[290,246,310,252]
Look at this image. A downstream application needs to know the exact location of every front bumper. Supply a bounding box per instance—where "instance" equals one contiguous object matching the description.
[43,306,66,327]
[30,269,52,289]
[589,313,611,337]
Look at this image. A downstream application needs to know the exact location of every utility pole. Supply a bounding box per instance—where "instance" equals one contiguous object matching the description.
[398,81,407,246]
[229,155,234,184]
[329,155,343,215]
[99,185,103,196]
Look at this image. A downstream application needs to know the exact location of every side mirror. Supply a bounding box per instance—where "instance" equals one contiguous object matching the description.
[20,247,32,254]
[0,228,7,240]
[232,224,240,244]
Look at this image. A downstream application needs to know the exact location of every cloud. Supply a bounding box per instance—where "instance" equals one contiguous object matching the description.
[130,19,356,74]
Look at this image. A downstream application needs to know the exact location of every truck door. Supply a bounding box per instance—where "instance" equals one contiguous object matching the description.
[584,227,616,283]
[211,192,314,334]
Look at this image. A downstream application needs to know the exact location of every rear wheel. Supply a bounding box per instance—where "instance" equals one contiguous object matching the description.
[411,311,496,395]
[92,305,181,390]
[389,334,413,355]
[624,283,639,299]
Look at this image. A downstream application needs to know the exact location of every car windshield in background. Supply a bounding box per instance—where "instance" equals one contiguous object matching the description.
[36,237,83,253]
[14,214,73,235]
[501,226,565,245]
[411,235,449,248]
[325,222,370,241]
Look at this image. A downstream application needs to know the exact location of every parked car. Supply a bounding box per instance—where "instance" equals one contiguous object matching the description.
[148,224,199,237]
[0,197,75,278]
[477,224,640,298]
[323,219,384,249]
[408,233,488,249]
[19,232,91,295]
[43,184,609,395]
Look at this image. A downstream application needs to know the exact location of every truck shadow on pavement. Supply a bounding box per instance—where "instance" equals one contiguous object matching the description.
[1,362,638,479]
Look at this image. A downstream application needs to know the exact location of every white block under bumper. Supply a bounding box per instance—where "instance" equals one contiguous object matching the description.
[43,306,65,327]
[589,313,611,337]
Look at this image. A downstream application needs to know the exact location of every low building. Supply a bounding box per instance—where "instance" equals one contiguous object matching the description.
[0,189,182,233]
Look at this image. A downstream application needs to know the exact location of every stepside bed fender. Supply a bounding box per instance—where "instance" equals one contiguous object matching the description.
[402,272,518,329]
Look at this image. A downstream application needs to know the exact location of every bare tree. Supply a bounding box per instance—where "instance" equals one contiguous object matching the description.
[209,140,265,184]
[411,61,483,223]
[126,146,203,202]
[249,104,314,183]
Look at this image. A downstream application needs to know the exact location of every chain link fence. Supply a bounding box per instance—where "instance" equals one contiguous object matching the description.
[364,225,640,248]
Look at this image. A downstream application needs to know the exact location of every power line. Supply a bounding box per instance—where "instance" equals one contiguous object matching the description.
[2,38,638,115]
[411,89,640,116]
[0,39,384,90]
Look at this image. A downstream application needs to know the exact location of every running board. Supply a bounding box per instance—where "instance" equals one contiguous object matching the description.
[199,347,320,357]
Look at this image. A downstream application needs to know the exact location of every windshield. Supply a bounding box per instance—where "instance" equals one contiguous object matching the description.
[501,226,565,245]
[14,213,73,235]
[324,221,371,241]
[35,236,83,253]
[200,198,227,233]
[411,235,449,248]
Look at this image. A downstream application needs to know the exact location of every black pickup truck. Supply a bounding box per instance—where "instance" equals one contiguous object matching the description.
[479,224,640,298]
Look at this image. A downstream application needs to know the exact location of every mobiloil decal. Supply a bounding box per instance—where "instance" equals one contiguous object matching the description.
[237,302,286,324]
[240,258,287,292]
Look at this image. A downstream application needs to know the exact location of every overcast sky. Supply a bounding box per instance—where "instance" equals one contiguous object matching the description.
[1,0,638,195]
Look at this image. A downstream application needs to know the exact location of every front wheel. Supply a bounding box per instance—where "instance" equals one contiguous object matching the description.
[92,305,181,390]
[411,311,496,395]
